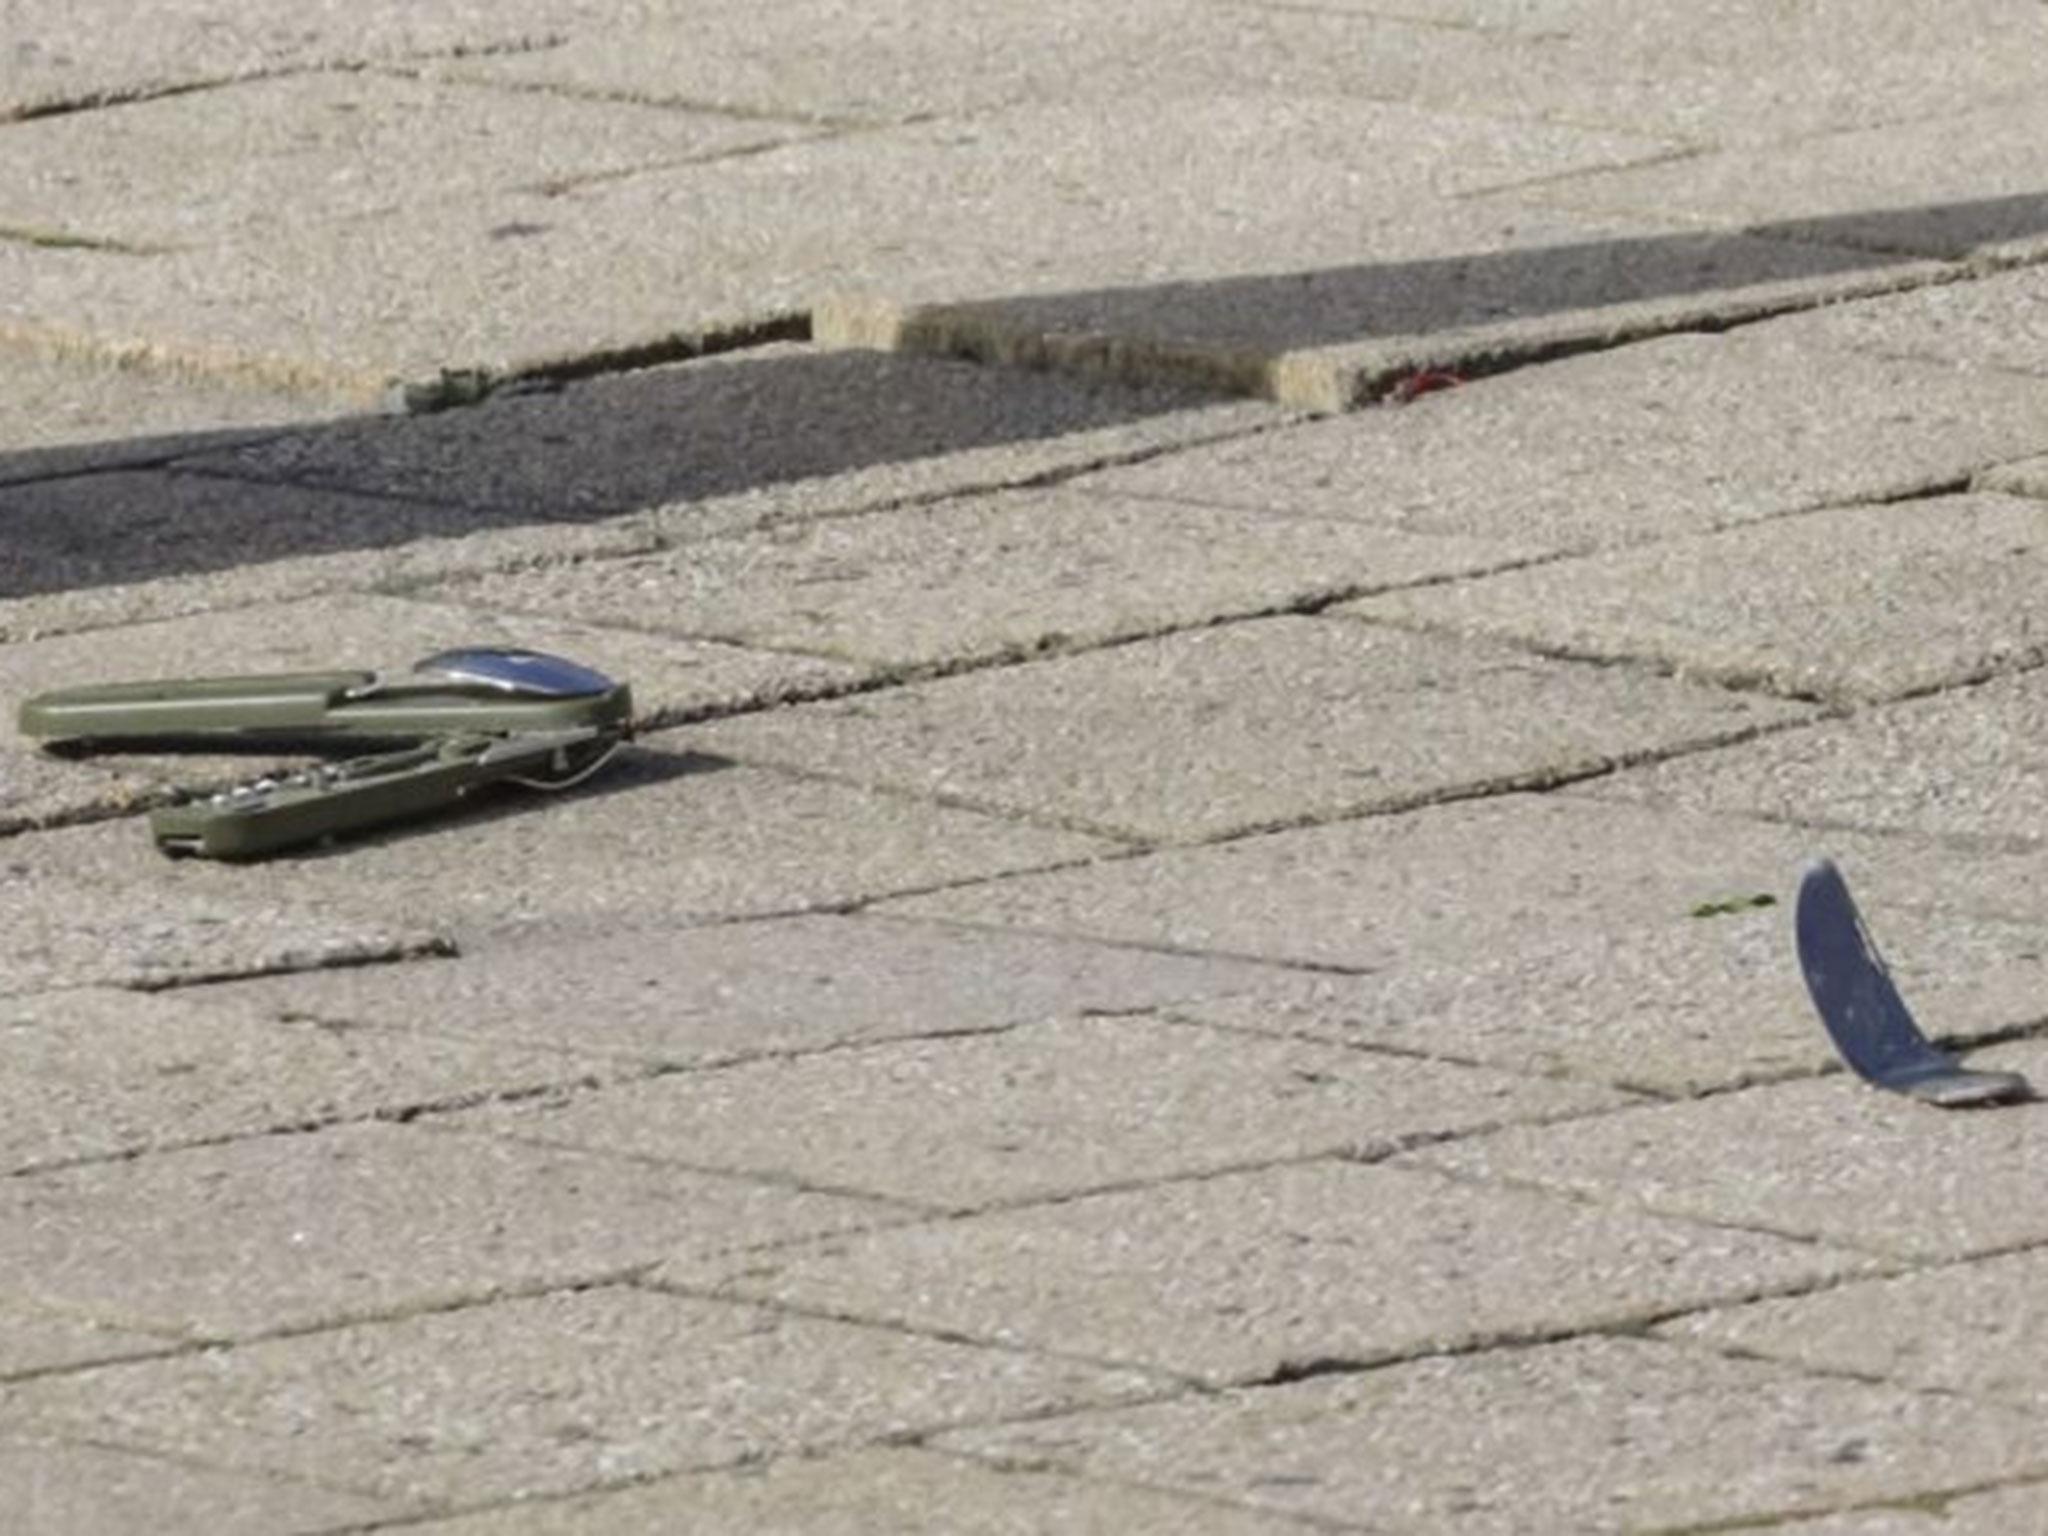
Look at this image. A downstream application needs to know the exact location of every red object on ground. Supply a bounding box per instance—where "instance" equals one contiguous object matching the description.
[1387,369,1466,404]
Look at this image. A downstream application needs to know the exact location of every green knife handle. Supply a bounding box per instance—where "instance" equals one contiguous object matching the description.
[18,672,373,741]
[18,675,632,742]
[148,730,616,859]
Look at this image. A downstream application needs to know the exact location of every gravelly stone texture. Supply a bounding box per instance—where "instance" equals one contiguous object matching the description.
[0,1120,899,1338]
[1410,1039,2048,1262]
[1351,493,2048,703]
[464,1011,1627,1209]
[0,1439,403,1536]
[1083,331,2048,551]
[203,911,1270,1067]
[394,1444,1314,1536]
[692,616,1804,842]
[0,1288,1167,1506]
[935,1336,2048,1534]
[0,985,611,1174]
[660,1160,1879,1386]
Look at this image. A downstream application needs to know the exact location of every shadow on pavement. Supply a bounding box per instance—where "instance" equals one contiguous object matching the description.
[3,190,2046,602]
[877,193,2048,365]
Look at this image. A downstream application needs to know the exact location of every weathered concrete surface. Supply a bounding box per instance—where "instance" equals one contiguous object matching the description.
[1763,264,2048,381]
[1723,1487,2048,1536]
[1082,331,2048,551]
[0,352,328,484]
[0,866,446,995]
[0,73,804,251]
[1529,96,2048,262]
[3,745,1114,941]
[206,913,1274,1069]
[818,207,1934,410]
[1410,1039,2048,1262]
[0,1288,1166,1507]
[1664,1247,2048,1415]
[0,1439,401,1536]
[0,986,611,1174]
[399,1445,1315,1536]
[935,1337,2048,1535]
[0,467,660,637]
[420,485,1542,672]
[660,1160,1880,1386]
[465,1012,1627,1210]
[0,94,1671,400]
[1583,665,2048,844]
[1170,905,2048,1097]
[1985,453,2048,501]
[0,1,597,118]
[0,1300,171,1380]
[1351,494,2048,703]
[881,792,2048,971]
[0,471,661,645]
[0,1120,901,1339]
[16,3,2048,1524]
[460,0,2048,156]
[693,617,1804,842]
[180,345,1282,523]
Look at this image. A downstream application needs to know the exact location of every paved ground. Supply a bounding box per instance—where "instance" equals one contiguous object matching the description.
[7,3,2048,1531]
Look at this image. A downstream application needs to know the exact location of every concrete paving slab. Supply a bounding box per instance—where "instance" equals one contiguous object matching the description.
[0,1288,1167,1506]
[183,345,1281,523]
[659,1160,1879,1386]
[1410,1038,2048,1261]
[0,353,329,484]
[0,1120,899,1340]
[1529,98,2048,261]
[1337,6,2048,152]
[692,617,1804,843]
[935,1335,2048,1535]
[206,913,1271,1068]
[818,203,1932,411]
[460,0,2048,156]
[0,866,446,995]
[0,73,804,250]
[1727,1487,2048,1536]
[1664,1247,2048,1417]
[1762,265,2048,382]
[0,464,629,604]
[466,1013,1627,1210]
[0,479,659,646]
[0,747,154,836]
[0,95,1670,398]
[1350,494,2048,704]
[420,487,1544,673]
[1171,905,2048,1097]
[5,743,1112,941]
[1985,454,2048,501]
[452,0,1215,123]
[877,791,2048,971]
[1083,332,2048,552]
[0,592,857,824]
[399,1445,1314,1536]
[0,986,612,1175]
[1584,665,2048,845]
[0,1300,171,1379]
[0,0,594,117]
[0,1439,402,1536]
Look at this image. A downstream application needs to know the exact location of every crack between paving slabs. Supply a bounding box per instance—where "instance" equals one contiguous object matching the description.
[1157,1002,1674,1100]
[371,59,906,135]
[1404,1140,1922,1265]
[1,35,576,126]
[1635,1471,2048,1536]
